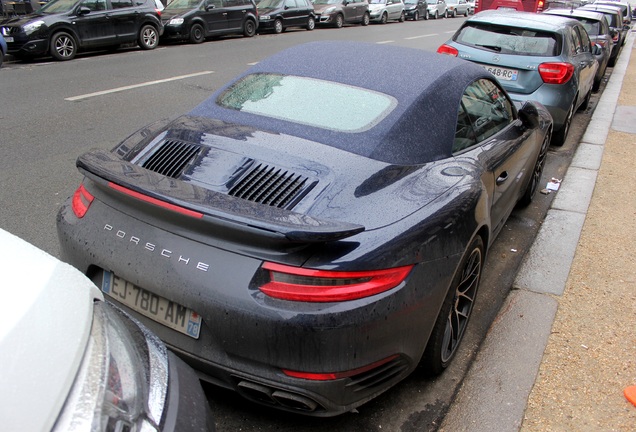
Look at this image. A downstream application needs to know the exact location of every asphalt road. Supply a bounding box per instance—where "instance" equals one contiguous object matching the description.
[0,16,601,431]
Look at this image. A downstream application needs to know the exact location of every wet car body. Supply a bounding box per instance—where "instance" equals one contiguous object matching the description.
[368,0,405,22]
[425,0,447,19]
[0,0,163,61]
[438,10,599,146]
[543,8,612,90]
[57,41,552,417]
[403,0,426,20]
[257,0,316,32]
[580,3,629,62]
[160,0,258,43]
[313,0,370,27]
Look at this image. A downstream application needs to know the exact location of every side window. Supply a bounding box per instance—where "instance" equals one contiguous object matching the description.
[284,0,296,7]
[454,102,477,153]
[570,27,583,54]
[576,26,591,52]
[111,0,133,8]
[458,79,514,146]
[81,0,108,10]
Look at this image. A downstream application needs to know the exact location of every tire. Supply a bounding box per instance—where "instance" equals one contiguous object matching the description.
[551,100,575,146]
[274,18,284,34]
[361,12,370,25]
[334,13,344,28]
[420,236,484,375]
[464,8,468,16]
[434,10,438,19]
[0,50,3,68]
[413,11,419,20]
[443,9,448,17]
[518,130,551,207]
[306,16,315,30]
[398,10,405,22]
[189,23,205,44]
[243,19,257,37]
[424,9,429,19]
[50,32,77,61]
[138,25,159,50]
[380,12,388,24]
[451,9,456,17]
[578,87,592,111]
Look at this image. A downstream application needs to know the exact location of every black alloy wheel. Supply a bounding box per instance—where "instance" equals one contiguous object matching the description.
[362,12,370,25]
[413,11,419,20]
[244,19,257,37]
[421,236,484,375]
[380,12,388,23]
[518,130,551,207]
[399,10,405,21]
[50,31,77,61]
[138,25,159,49]
[189,23,205,44]
[307,16,315,30]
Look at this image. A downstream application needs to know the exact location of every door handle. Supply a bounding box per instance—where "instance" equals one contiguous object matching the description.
[496,172,508,185]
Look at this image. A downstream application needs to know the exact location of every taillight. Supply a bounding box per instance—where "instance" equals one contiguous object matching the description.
[437,44,459,57]
[108,182,204,219]
[155,8,162,16]
[536,0,544,12]
[538,62,574,85]
[72,184,94,218]
[282,355,400,381]
[259,262,413,302]
[612,32,619,43]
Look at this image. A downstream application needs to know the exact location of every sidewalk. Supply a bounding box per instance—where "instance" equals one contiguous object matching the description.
[439,33,636,431]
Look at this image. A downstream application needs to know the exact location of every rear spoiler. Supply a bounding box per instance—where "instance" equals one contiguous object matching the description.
[77,149,365,244]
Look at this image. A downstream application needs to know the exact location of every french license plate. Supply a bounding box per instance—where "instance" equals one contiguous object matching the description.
[484,65,518,81]
[5,37,13,42]
[102,272,202,339]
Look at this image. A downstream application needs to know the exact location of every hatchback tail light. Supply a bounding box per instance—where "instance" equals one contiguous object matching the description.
[536,0,544,12]
[437,44,459,57]
[72,184,95,218]
[282,355,400,380]
[259,262,414,302]
[538,62,574,85]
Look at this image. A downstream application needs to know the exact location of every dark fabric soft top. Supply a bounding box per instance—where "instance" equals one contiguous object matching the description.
[190,41,493,165]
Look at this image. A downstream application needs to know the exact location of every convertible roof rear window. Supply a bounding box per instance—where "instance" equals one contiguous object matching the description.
[217,73,397,132]
[455,24,560,56]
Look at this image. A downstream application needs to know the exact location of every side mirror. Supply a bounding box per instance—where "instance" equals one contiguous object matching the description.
[77,6,91,14]
[591,43,602,55]
[624,24,631,31]
[206,3,215,8]
[518,102,540,129]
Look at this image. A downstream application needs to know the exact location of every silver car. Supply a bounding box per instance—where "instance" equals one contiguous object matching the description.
[438,11,600,146]
[424,0,447,19]
[446,0,469,17]
[368,0,405,22]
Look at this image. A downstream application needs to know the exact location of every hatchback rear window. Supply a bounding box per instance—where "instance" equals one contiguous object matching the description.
[455,23,560,56]
[578,18,601,36]
[217,73,397,132]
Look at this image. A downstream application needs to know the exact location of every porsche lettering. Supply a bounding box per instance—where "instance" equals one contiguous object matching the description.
[103,224,210,272]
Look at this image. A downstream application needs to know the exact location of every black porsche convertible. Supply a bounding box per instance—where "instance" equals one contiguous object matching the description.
[57,41,552,417]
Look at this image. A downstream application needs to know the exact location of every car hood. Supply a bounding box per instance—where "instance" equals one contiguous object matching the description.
[81,115,463,242]
[313,4,339,12]
[0,229,102,431]
[257,7,280,14]
[368,3,387,10]
[160,8,191,20]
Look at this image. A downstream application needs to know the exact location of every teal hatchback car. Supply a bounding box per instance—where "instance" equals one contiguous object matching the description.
[438,10,600,146]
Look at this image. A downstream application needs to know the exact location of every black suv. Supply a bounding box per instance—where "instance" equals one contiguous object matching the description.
[161,0,258,44]
[0,0,164,61]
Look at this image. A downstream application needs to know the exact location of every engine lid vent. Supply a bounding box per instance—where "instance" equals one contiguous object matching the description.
[142,140,202,179]
[229,163,313,209]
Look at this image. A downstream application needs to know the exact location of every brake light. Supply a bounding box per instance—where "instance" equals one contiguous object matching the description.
[108,182,204,219]
[536,0,544,12]
[259,262,413,302]
[155,8,162,16]
[538,62,574,84]
[282,355,400,380]
[437,44,459,57]
[612,32,619,43]
[72,184,94,218]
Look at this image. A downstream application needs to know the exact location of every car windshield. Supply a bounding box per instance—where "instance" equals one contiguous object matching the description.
[166,0,203,8]
[426,0,437,4]
[313,0,341,4]
[258,0,282,7]
[404,0,418,4]
[217,73,397,133]
[369,0,387,4]
[38,0,80,13]
[456,23,559,56]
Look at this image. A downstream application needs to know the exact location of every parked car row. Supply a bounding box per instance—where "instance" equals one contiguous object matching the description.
[438,3,632,146]
[0,0,476,62]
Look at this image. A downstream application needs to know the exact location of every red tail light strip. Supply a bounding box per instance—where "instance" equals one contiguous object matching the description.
[260,262,413,302]
[282,355,400,381]
[72,184,95,218]
[108,182,204,219]
[538,62,574,85]
[437,44,459,57]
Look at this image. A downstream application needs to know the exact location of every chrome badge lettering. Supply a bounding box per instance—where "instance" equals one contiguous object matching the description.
[103,224,210,271]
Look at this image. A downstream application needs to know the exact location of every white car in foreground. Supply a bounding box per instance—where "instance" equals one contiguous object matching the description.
[0,229,215,432]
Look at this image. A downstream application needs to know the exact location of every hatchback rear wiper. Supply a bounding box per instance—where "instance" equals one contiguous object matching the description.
[475,44,502,52]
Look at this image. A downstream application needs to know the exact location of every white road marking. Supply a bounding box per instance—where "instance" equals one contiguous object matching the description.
[376,40,395,44]
[65,71,214,101]
[405,33,439,40]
